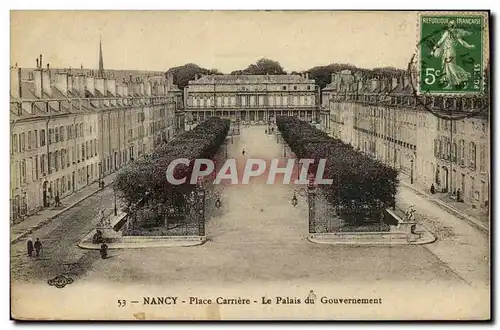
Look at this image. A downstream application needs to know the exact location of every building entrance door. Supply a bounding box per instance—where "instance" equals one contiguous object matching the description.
[42,181,48,207]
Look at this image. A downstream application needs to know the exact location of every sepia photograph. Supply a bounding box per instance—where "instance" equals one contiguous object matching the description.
[9,10,491,320]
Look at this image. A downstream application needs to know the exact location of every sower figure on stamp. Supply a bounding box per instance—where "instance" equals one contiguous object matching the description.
[431,20,475,89]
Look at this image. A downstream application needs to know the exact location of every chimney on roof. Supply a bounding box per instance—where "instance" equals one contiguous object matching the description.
[42,64,52,97]
[72,75,84,97]
[305,72,309,80]
[139,80,145,95]
[106,76,116,96]
[117,84,123,97]
[34,70,43,98]
[39,54,43,68]
[67,71,73,91]
[380,78,386,91]
[370,78,379,91]
[357,79,363,92]
[392,77,398,89]
[95,74,106,95]
[123,83,129,97]
[10,66,22,98]
[54,72,69,96]
[85,73,95,95]
[403,75,410,88]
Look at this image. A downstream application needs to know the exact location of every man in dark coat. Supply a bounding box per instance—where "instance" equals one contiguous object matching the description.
[100,243,108,259]
[27,240,34,257]
[34,238,42,257]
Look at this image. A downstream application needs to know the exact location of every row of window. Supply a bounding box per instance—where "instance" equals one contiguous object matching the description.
[12,139,99,187]
[149,119,174,135]
[437,118,487,134]
[11,111,170,155]
[434,139,487,172]
[282,85,313,91]
[12,123,91,154]
[190,95,315,108]
[333,93,483,111]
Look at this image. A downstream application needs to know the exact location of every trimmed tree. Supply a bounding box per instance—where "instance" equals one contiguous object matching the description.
[277,116,399,225]
[114,117,230,230]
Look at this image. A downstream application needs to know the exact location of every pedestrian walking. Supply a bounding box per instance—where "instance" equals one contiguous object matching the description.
[54,193,61,207]
[430,183,435,194]
[34,238,42,257]
[27,239,34,257]
[457,188,462,203]
[100,242,108,259]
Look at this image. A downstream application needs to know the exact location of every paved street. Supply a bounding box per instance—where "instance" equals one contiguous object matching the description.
[10,126,489,291]
[396,185,489,288]
[10,186,116,283]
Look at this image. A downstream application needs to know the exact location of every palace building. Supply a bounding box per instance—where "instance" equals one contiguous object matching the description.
[183,74,319,129]
[322,70,490,213]
[10,46,184,224]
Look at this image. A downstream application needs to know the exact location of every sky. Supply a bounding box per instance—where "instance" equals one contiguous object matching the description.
[11,11,419,73]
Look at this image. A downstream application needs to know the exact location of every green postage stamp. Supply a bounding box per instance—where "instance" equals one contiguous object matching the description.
[418,12,488,95]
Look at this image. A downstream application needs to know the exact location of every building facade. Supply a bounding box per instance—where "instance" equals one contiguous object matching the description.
[184,74,319,129]
[10,53,182,223]
[323,70,490,211]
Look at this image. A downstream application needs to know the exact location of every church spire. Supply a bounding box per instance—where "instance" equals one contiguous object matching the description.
[98,36,104,76]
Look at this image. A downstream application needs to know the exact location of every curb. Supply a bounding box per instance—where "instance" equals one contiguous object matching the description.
[400,181,488,233]
[307,230,436,246]
[78,230,207,249]
[10,181,115,244]
[78,239,207,250]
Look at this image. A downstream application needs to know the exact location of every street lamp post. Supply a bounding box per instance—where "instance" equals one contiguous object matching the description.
[307,174,317,234]
[410,158,414,184]
[194,177,206,236]
[98,162,102,187]
[113,187,117,216]
[291,192,298,207]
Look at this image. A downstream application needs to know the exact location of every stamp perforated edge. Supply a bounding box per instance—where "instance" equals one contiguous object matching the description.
[414,11,489,97]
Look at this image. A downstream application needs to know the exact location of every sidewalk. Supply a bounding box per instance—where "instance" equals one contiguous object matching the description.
[10,172,118,244]
[398,174,489,232]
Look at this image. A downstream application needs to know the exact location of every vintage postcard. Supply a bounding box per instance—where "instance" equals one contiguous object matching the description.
[10,10,490,320]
